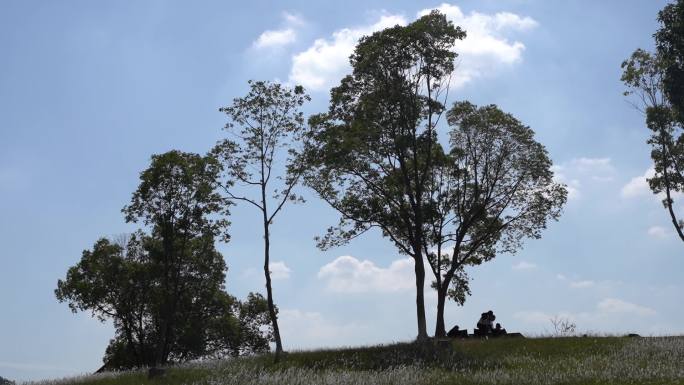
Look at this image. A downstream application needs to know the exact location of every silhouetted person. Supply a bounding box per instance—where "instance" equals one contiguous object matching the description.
[476,310,495,335]
[493,322,507,337]
[447,325,468,338]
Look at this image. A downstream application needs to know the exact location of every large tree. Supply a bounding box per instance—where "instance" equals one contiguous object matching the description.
[211,80,310,361]
[622,41,684,242]
[427,102,566,337]
[303,11,464,340]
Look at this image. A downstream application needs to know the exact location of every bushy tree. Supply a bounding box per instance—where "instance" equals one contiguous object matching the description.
[56,150,272,369]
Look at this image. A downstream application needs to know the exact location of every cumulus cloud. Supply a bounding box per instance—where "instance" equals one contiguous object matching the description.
[417,3,537,87]
[289,4,537,91]
[511,261,537,271]
[317,255,415,293]
[254,29,297,49]
[552,157,615,200]
[269,261,292,280]
[289,14,407,90]
[621,168,655,198]
[253,12,304,49]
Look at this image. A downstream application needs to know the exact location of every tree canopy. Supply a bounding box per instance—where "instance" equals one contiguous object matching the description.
[427,101,566,336]
[304,11,465,340]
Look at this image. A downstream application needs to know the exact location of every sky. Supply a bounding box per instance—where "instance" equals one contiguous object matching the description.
[0,0,681,382]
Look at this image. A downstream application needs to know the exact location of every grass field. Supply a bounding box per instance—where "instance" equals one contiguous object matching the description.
[27,336,684,385]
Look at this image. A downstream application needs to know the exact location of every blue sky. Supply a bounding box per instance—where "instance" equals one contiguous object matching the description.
[1,0,681,382]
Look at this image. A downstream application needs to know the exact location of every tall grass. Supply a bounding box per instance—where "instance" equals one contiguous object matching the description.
[25,336,684,385]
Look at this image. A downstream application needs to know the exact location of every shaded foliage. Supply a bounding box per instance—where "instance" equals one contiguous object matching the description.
[656,0,684,124]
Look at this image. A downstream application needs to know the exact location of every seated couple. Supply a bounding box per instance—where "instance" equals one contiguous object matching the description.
[477,310,507,336]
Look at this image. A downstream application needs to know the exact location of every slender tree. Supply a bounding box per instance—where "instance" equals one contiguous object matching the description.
[211,80,310,361]
[427,102,566,337]
[303,11,464,340]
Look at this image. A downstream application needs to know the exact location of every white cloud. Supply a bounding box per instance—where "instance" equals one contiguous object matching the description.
[254,28,297,49]
[289,4,537,91]
[282,12,305,27]
[418,3,537,87]
[511,261,537,270]
[621,168,655,198]
[269,261,292,280]
[552,157,615,200]
[289,14,407,90]
[597,298,656,317]
[317,255,415,293]
[647,225,670,239]
[253,12,305,49]
[569,280,595,289]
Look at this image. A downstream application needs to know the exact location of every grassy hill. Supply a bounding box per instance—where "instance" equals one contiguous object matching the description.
[28,336,684,385]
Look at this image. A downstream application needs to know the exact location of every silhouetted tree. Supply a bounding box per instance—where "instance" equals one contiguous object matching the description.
[211,80,310,361]
[122,150,229,366]
[57,150,272,369]
[623,27,684,243]
[303,11,465,341]
[656,0,684,123]
[427,102,566,337]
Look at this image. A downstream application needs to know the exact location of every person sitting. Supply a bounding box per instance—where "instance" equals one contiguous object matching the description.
[476,310,495,335]
[493,323,507,337]
[447,325,468,338]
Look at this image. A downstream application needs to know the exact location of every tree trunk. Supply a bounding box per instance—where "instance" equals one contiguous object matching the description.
[435,266,458,338]
[413,253,429,341]
[153,226,174,367]
[434,287,447,338]
[262,191,283,362]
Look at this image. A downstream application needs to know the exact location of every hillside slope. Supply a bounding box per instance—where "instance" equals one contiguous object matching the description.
[28,336,684,385]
